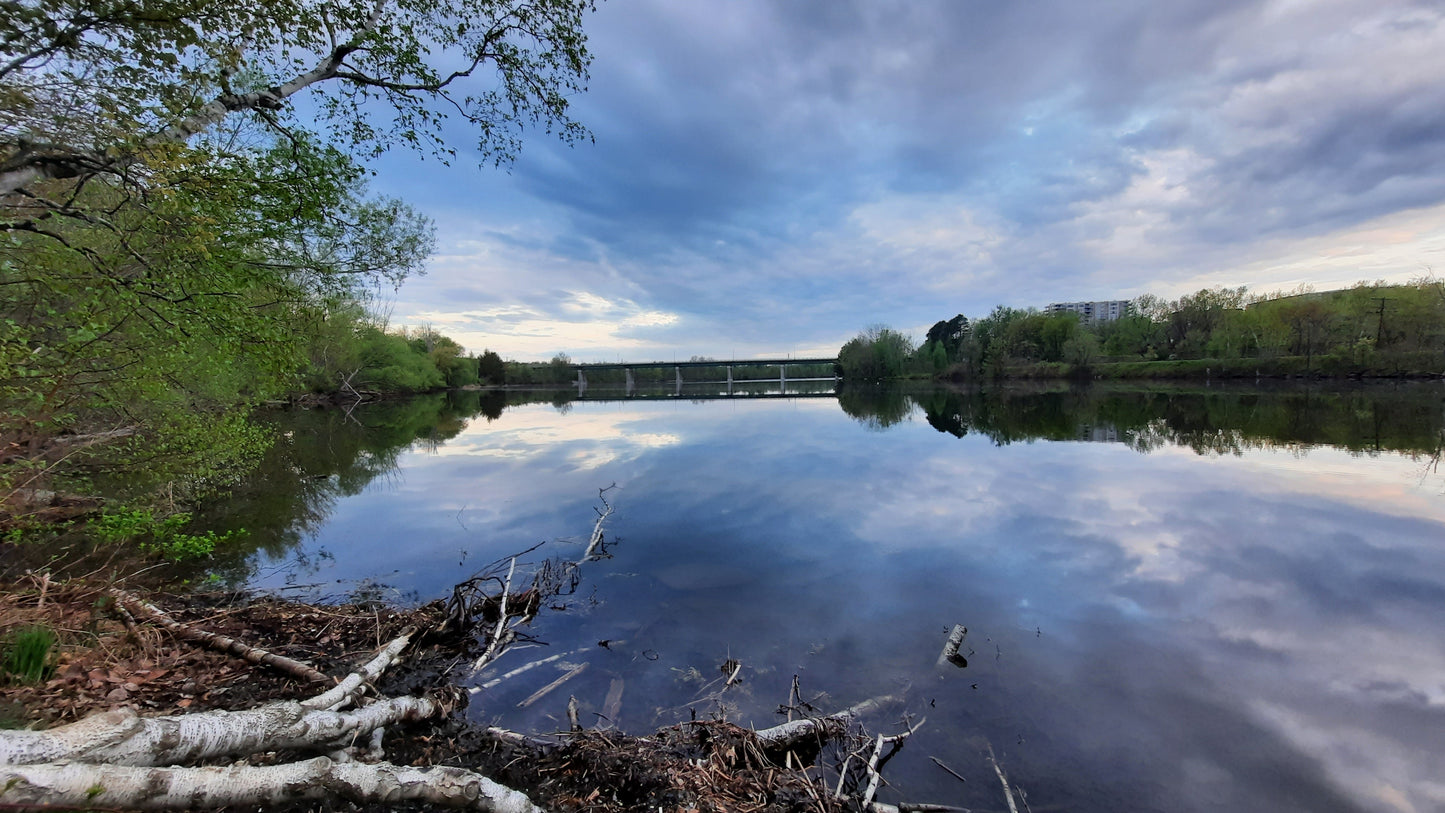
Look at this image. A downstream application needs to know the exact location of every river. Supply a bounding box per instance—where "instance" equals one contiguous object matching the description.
[196,381,1445,812]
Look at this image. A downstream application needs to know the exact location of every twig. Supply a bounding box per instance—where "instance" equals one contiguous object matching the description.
[304,627,416,712]
[576,484,617,565]
[861,734,886,808]
[986,742,1020,813]
[929,756,968,784]
[472,647,588,693]
[34,572,50,609]
[518,662,589,709]
[470,557,517,673]
[113,590,332,685]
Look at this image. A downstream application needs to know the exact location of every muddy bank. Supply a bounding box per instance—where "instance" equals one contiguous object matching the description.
[1,577,906,812]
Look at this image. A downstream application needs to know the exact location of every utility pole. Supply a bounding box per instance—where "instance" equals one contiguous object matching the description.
[1373,296,1394,346]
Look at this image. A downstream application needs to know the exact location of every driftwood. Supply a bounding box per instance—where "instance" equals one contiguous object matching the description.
[0,757,544,812]
[0,626,547,812]
[113,590,333,684]
[937,624,968,668]
[1,494,965,813]
[987,742,1021,813]
[517,662,588,709]
[753,694,898,749]
[0,630,417,767]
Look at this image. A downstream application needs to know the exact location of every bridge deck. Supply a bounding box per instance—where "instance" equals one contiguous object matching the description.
[574,357,836,370]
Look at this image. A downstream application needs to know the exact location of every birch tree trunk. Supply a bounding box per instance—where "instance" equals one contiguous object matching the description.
[0,757,546,813]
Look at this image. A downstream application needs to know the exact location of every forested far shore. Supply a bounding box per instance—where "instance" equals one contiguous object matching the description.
[837,278,1445,381]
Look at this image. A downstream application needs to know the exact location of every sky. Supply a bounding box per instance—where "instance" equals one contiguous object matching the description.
[367,0,1445,362]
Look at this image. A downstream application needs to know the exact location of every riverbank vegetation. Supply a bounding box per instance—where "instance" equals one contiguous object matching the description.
[837,279,1445,382]
[2,0,597,535]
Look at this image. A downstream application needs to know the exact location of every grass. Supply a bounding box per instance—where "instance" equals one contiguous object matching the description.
[3,624,57,684]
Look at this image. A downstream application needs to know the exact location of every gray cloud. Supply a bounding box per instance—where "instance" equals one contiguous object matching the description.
[379,0,1445,359]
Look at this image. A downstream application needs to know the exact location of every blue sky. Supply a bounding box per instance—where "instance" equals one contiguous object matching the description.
[368,0,1445,361]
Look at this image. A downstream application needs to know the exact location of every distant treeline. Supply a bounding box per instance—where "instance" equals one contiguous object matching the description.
[838,278,1445,381]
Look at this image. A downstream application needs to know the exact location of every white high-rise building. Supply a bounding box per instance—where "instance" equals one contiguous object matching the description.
[1044,300,1130,323]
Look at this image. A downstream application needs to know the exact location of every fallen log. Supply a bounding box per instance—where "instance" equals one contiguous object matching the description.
[112,590,332,685]
[0,631,427,768]
[753,694,898,749]
[0,757,545,813]
[937,624,967,668]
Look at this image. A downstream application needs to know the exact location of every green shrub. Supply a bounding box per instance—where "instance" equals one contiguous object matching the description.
[3,625,56,684]
[91,508,246,561]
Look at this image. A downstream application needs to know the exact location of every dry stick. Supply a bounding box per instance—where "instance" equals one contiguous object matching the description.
[470,558,518,674]
[861,718,927,808]
[473,648,589,693]
[35,572,50,609]
[113,590,332,685]
[483,726,555,750]
[566,696,581,732]
[305,628,416,712]
[929,756,968,784]
[517,663,589,709]
[576,486,616,565]
[986,743,1020,813]
[834,753,854,799]
[861,734,887,809]
[874,717,925,774]
[725,661,744,687]
[869,804,973,813]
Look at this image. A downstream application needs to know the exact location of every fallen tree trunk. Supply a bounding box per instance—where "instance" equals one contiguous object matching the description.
[112,590,333,685]
[753,694,897,749]
[0,618,552,812]
[0,695,440,767]
[1,629,419,767]
[0,757,546,813]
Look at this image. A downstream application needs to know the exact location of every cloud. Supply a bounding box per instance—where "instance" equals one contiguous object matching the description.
[373,0,1445,358]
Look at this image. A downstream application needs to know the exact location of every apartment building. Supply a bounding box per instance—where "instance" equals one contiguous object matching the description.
[1044,300,1130,323]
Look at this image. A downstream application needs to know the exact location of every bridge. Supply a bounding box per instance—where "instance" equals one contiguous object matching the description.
[570,357,837,396]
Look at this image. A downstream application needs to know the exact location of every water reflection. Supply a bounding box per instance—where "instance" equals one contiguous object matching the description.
[207,383,1445,812]
[844,381,1445,459]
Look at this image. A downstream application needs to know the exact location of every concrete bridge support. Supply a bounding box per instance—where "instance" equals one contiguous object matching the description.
[576,370,587,394]
[625,368,635,396]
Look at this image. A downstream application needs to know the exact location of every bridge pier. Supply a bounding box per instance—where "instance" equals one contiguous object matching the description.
[780,363,787,387]
[674,366,682,397]
[576,369,587,395]
[625,368,635,396]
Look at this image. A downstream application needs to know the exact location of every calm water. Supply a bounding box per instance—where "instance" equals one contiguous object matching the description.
[202,383,1445,813]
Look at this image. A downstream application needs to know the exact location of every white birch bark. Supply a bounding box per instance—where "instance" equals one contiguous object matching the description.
[0,695,438,767]
[753,695,897,749]
[0,630,419,767]
[0,757,547,813]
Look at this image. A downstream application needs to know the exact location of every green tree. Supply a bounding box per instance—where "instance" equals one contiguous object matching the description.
[1,0,596,198]
[1,0,599,512]
[838,325,914,380]
[477,350,506,385]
